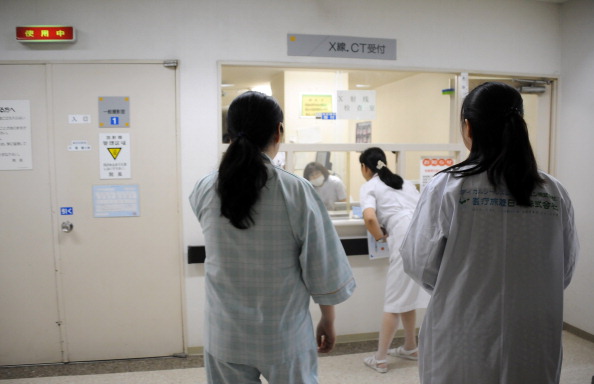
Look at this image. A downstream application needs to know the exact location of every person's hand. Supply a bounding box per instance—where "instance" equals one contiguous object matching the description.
[375,227,389,242]
[376,234,389,243]
[316,317,336,353]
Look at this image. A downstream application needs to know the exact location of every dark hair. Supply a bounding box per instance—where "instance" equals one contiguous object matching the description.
[443,82,543,206]
[359,147,403,190]
[303,162,329,181]
[217,91,284,229]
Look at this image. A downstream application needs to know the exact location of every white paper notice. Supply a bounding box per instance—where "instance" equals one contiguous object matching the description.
[420,156,455,191]
[0,100,32,170]
[337,90,376,120]
[99,133,131,179]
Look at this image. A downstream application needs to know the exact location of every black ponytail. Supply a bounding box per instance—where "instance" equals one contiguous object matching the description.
[444,82,543,206]
[217,91,284,229]
[359,147,404,190]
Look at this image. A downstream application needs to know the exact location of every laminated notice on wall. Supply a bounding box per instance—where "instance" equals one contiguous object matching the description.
[93,184,140,218]
[0,100,32,170]
[356,121,372,143]
[99,133,131,179]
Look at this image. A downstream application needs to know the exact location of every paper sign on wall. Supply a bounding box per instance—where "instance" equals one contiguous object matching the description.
[68,140,91,151]
[99,133,131,179]
[0,100,32,170]
[93,184,140,217]
[356,121,372,143]
[301,94,333,117]
[420,156,455,190]
[337,90,376,120]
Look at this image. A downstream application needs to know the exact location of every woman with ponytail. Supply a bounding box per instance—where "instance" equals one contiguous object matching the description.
[401,82,579,384]
[189,91,355,383]
[359,147,430,374]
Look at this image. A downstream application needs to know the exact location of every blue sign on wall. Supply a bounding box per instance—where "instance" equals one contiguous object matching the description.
[93,185,140,218]
[60,207,74,215]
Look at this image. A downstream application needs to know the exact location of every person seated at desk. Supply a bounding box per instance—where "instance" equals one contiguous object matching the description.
[303,162,347,210]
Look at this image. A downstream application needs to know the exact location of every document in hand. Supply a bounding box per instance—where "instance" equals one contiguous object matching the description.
[367,232,389,260]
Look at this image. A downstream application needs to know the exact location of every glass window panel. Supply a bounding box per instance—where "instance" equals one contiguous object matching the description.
[220,65,555,230]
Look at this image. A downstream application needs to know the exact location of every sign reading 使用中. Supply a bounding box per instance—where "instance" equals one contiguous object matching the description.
[16,25,76,43]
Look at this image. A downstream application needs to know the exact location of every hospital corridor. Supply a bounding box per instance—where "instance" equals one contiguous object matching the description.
[2,0,594,383]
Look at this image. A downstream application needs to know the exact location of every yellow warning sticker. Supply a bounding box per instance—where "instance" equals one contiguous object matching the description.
[99,133,130,180]
[108,147,121,160]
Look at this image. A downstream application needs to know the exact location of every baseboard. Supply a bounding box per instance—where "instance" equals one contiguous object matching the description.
[188,326,590,357]
[335,329,412,344]
[187,346,204,356]
[335,332,379,344]
[186,329,415,356]
[564,322,594,343]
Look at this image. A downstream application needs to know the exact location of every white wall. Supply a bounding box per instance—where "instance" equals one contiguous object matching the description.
[283,71,349,144]
[559,0,594,335]
[375,73,453,180]
[2,0,585,349]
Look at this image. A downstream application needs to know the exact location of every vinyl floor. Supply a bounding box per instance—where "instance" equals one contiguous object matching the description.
[1,332,593,384]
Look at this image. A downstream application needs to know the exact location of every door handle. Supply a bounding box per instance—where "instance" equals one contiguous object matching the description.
[61,221,74,233]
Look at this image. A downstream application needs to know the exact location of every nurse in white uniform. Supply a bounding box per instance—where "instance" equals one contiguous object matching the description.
[359,147,430,374]
[401,82,579,384]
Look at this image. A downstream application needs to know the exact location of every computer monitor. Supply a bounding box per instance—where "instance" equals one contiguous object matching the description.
[316,151,332,170]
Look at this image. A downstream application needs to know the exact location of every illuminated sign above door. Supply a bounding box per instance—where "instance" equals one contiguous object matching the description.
[16,26,76,43]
